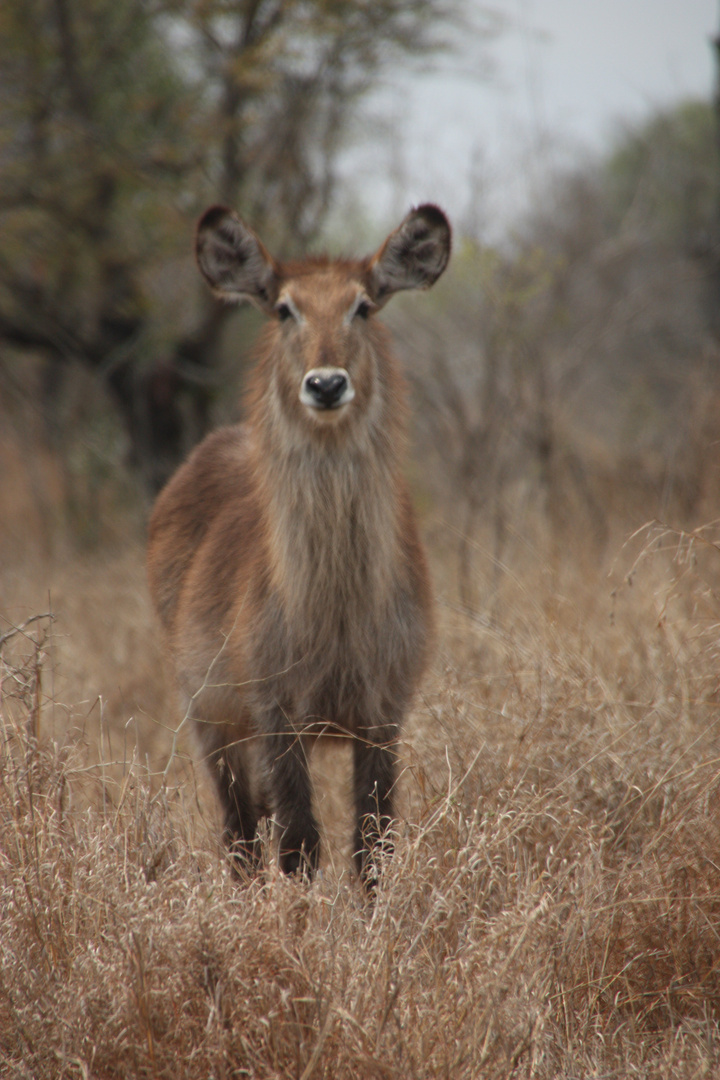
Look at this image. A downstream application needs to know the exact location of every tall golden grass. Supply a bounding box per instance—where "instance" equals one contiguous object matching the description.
[2,498,720,1077]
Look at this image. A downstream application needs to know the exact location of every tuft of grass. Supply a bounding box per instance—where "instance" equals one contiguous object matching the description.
[2,521,720,1077]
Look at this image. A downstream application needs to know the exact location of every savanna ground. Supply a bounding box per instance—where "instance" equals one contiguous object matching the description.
[2,409,720,1080]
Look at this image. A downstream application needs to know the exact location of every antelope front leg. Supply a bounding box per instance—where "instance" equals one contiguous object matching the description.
[263,714,320,878]
[352,725,399,890]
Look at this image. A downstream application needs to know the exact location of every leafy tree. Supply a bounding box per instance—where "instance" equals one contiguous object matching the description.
[0,0,478,493]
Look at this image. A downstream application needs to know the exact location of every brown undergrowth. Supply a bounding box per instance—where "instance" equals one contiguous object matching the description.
[1,519,720,1078]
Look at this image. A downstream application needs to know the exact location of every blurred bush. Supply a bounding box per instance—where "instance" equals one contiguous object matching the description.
[388,98,720,603]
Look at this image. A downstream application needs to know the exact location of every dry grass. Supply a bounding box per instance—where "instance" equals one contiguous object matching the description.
[2,513,720,1078]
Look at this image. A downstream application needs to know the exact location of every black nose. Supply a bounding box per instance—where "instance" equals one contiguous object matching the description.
[304,372,348,409]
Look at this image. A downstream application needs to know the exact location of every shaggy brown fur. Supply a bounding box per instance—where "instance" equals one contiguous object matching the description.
[147,205,451,885]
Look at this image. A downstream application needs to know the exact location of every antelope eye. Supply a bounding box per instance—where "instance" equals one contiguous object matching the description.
[354,300,371,320]
[276,302,294,322]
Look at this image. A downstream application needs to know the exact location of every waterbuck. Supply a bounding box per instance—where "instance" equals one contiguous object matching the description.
[147,203,451,886]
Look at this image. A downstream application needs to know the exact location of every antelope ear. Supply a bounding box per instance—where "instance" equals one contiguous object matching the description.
[368,204,451,306]
[195,206,279,312]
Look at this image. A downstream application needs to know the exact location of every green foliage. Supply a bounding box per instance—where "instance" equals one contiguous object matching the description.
[0,0,469,495]
[605,99,718,243]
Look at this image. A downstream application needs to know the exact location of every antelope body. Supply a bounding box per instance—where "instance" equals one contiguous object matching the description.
[147,204,451,884]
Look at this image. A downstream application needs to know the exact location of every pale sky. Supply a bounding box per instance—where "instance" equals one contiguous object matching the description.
[345,0,718,235]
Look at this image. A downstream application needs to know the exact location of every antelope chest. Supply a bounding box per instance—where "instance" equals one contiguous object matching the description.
[247,536,421,729]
